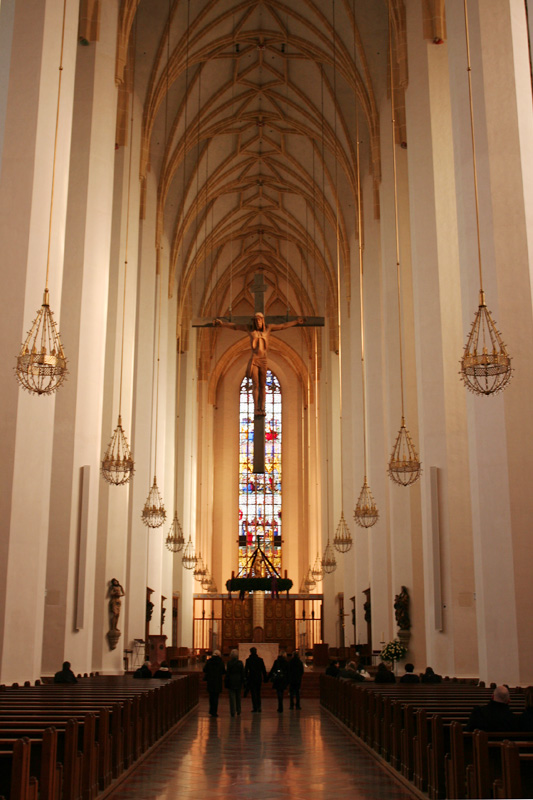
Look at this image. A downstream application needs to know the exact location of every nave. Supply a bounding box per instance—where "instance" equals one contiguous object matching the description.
[107,696,414,800]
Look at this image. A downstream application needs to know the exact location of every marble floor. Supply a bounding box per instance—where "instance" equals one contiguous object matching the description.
[107,696,416,800]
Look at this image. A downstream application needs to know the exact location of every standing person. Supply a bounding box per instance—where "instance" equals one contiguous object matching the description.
[203,650,226,718]
[245,646,268,712]
[269,650,290,712]
[289,651,304,710]
[225,649,245,717]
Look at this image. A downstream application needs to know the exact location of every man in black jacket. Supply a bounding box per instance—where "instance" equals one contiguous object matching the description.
[467,685,518,732]
[245,647,268,712]
[203,650,226,717]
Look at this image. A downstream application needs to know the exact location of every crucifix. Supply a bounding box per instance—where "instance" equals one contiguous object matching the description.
[193,273,324,473]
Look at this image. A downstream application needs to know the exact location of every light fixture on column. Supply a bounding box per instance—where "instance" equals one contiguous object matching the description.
[182,532,197,570]
[305,567,316,590]
[321,536,337,575]
[102,38,137,486]
[142,276,166,527]
[193,552,207,582]
[333,512,353,553]
[459,0,511,395]
[15,0,69,395]
[165,512,185,553]
[311,553,324,582]
[387,13,421,488]
[353,110,378,526]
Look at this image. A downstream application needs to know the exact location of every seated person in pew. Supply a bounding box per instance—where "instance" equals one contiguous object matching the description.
[466,684,519,731]
[153,660,172,679]
[421,666,442,684]
[53,660,78,684]
[519,686,533,731]
[338,661,365,682]
[133,661,153,679]
[325,660,340,678]
[399,663,420,684]
[374,661,396,683]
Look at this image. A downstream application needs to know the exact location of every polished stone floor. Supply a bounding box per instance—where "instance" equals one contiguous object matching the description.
[108,696,415,800]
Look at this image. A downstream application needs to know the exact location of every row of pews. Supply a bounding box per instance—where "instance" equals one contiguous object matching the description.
[320,677,533,799]
[0,673,199,800]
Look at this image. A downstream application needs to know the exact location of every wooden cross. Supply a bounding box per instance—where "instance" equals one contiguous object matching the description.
[193,273,324,473]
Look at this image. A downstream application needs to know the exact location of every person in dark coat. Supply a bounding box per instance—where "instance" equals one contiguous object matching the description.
[245,647,268,712]
[399,663,420,684]
[225,649,245,717]
[268,651,290,712]
[203,650,226,717]
[466,685,518,732]
[153,660,172,679]
[54,661,77,684]
[133,661,152,679]
[519,686,533,731]
[339,661,365,681]
[325,660,340,678]
[375,662,396,683]
[421,666,442,684]
[288,651,304,710]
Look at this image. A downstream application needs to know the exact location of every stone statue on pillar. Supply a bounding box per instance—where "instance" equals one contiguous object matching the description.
[107,578,125,651]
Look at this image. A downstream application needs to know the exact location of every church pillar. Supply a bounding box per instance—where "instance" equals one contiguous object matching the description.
[42,0,120,677]
[0,0,79,685]
[404,3,477,678]
[446,0,533,684]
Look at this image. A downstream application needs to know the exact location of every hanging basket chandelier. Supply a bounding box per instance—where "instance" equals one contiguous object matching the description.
[193,553,207,582]
[354,478,379,529]
[304,567,316,591]
[165,512,185,553]
[460,292,512,395]
[311,553,324,582]
[16,290,68,395]
[299,575,309,594]
[101,415,134,485]
[388,418,422,487]
[333,512,353,553]
[321,539,337,575]
[141,476,166,528]
[182,534,197,570]
[201,569,211,590]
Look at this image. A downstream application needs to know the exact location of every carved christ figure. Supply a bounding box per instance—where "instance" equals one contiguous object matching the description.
[214,312,304,415]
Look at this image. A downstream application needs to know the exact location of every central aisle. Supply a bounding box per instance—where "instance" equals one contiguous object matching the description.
[108,696,416,799]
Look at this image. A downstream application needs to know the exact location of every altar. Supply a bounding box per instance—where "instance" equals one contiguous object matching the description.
[238,642,279,671]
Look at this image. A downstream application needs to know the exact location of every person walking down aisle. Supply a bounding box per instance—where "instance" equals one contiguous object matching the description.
[203,650,226,717]
[226,649,245,717]
[245,647,268,712]
[269,650,290,712]
[289,651,304,709]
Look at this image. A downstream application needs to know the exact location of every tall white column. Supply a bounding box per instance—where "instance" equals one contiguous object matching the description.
[0,0,79,685]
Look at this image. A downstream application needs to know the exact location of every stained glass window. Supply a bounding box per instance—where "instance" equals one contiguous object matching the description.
[238,370,282,576]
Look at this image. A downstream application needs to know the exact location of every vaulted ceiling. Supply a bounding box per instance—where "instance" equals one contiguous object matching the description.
[108,0,445,340]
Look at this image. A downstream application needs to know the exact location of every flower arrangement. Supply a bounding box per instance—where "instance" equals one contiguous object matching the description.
[380,639,407,663]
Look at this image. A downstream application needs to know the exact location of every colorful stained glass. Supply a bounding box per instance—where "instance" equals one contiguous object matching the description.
[238,371,282,576]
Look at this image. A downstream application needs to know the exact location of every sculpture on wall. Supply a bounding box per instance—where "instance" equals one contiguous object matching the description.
[146,599,154,623]
[214,313,304,415]
[394,585,411,630]
[107,578,125,651]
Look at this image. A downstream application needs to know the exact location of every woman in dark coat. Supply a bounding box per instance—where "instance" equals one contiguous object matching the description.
[374,662,396,684]
[288,651,304,710]
[268,651,290,712]
[203,650,226,717]
[225,649,245,717]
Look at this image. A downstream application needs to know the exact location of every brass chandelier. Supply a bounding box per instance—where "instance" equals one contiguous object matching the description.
[182,532,197,570]
[387,14,421,488]
[321,535,337,575]
[16,0,68,395]
[102,45,136,486]
[165,512,185,553]
[141,276,166,528]
[459,0,511,396]
[353,116,378,527]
